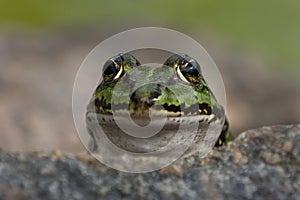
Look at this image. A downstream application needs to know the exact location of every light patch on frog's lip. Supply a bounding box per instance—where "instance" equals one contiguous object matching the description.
[86,111,219,126]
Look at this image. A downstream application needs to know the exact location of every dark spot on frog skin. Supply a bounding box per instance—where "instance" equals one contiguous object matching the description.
[148,85,162,106]
[214,118,230,147]
[161,103,181,113]
[88,97,112,114]
[98,97,111,112]
[198,103,212,115]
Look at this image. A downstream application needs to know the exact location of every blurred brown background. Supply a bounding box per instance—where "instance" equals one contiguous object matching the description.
[0,0,299,152]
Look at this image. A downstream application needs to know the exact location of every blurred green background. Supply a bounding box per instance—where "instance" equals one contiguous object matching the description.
[1,0,300,72]
[0,0,299,152]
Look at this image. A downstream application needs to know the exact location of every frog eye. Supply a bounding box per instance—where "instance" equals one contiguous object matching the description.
[102,53,140,82]
[164,54,202,84]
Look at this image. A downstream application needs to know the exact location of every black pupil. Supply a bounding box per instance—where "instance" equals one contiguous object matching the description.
[102,58,122,82]
[103,60,118,76]
[181,60,200,77]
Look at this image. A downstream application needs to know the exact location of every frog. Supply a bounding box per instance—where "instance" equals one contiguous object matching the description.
[86,53,231,157]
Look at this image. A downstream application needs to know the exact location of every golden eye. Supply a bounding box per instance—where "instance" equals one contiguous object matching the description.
[102,55,123,82]
[164,54,202,84]
[102,53,140,82]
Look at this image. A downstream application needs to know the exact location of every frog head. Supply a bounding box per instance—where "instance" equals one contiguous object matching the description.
[87,53,222,120]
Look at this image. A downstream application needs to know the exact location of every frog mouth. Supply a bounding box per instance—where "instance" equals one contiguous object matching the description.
[86,110,220,126]
[86,111,223,153]
[87,93,220,116]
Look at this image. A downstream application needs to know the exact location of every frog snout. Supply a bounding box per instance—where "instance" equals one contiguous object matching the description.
[129,83,163,111]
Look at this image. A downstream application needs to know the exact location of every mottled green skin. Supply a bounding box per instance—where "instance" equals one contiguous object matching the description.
[89,66,220,115]
[87,63,231,146]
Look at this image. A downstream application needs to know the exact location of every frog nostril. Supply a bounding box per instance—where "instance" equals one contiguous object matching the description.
[129,91,151,126]
[130,83,162,107]
[148,85,162,106]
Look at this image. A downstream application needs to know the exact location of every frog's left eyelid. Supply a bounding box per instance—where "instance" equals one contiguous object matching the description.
[109,59,116,66]
[188,58,196,64]
[111,58,120,65]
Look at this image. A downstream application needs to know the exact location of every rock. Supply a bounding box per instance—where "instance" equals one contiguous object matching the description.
[0,125,299,199]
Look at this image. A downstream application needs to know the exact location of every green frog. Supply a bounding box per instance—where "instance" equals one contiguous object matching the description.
[86,53,231,156]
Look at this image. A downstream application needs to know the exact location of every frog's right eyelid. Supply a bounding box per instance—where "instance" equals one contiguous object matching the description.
[119,54,125,61]
[111,59,119,66]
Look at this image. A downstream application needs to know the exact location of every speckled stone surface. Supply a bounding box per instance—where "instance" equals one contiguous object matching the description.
[0,125,299,200]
